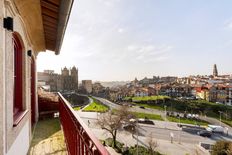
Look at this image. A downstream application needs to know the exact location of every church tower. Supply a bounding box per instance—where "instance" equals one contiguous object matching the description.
[71,66,78,89]
[213,64,218,77]
[61,66,69,76]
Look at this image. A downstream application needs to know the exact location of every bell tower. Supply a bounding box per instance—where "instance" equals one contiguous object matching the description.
[213,64,218,77]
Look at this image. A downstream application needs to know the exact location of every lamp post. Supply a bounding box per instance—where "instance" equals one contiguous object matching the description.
[136,119,139,155]
[178,116,181,144]
[164,105,167,128]
[137,128,138,155]
[218,111,222,126]
[164,105,167,115]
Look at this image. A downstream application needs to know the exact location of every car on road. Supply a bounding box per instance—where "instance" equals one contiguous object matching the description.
[138,118,154,125]
[123,124,135,132]
[206,125,224,134]
[197,130,212,137]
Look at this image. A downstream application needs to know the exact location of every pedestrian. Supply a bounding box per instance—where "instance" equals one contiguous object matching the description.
[170,132,174,143]
[225,127,229,136]
[88,120,90,127]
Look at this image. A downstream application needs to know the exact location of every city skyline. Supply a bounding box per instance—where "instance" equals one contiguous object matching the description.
[37,0,232,81]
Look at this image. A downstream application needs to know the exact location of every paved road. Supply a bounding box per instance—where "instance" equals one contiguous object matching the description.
[95,97,120,109]
[200,116,232,131]
[76,111,232,145]
[96,97,232,131]
[95,97,166,118]
[137,124,232,144]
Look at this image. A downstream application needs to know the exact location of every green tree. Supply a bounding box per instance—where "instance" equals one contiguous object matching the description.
[97,106,131,148]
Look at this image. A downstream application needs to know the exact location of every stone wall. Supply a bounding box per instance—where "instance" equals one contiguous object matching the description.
[1,1,37,154]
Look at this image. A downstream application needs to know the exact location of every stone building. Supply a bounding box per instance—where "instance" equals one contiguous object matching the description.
[38,66,79,92]
[60,66,78,91]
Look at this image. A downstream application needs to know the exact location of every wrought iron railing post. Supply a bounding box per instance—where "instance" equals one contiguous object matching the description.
[58,93,110,155]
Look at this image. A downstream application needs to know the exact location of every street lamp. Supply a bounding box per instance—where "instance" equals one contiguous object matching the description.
[164,105,167,128]
[178,116,181,144]
[135,119,139,155]
[164,105,167,115]
[218,111,222,126]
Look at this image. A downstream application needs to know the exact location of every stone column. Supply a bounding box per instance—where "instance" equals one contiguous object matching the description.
[0,1,6,154]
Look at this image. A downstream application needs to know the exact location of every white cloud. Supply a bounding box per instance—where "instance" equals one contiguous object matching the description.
[127,45,138,51]
[118,28,124,33]
[98,0,121,7]
[224,39,232,47]
[37,0,174,80]
[224,19,232,30]
[123,44,173,63]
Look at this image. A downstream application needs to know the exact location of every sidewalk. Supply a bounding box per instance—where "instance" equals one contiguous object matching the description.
[90,128,205,155]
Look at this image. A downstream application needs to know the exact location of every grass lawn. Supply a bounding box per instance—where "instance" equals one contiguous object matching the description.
[73,106,81,111]
[167,116,208,126]
[132,112,164,121]
[112,109,163,121]
[132,95,170,102]
[133,102,164,110]
[83,97,109,112]
[124,96,132,100]
[222,120,232,127]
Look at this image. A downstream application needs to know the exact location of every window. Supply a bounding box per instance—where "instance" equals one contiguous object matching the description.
[13,33,24,123]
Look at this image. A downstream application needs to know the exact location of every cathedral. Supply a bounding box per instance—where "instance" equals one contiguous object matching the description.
[38,66,79,92]
[60,66,79,91]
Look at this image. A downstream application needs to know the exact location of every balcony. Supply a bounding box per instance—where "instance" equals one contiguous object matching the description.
[29,92,109,155]
[58,93,110,155]
[29,118,67,155]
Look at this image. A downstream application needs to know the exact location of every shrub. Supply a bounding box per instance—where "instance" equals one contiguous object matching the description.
[211,141,232,155]
[123,145,162,155]
[104,138,124,150]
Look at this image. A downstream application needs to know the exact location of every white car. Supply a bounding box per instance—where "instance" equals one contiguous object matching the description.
[206,125,224,133]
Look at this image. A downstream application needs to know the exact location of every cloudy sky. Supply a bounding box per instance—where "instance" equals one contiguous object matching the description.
[37,0,232,81]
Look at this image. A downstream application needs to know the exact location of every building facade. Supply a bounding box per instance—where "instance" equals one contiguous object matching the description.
[0,0,73,155]
[38,66,78,92]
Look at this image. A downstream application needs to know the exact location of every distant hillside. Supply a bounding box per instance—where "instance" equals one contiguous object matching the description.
[96,81,130,88]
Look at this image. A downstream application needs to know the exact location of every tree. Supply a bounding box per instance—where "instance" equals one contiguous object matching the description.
[97,105,132,148]
[146,133,158,155]
[211,140,232,155]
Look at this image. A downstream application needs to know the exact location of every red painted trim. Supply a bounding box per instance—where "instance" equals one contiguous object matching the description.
[58,93,110,155]
[13,110,28,127]
[13,33,24,123]
[31,56,36,125]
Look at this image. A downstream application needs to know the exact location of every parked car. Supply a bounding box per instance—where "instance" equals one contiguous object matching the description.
[197,130,212,137]
[139,106,145,109]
